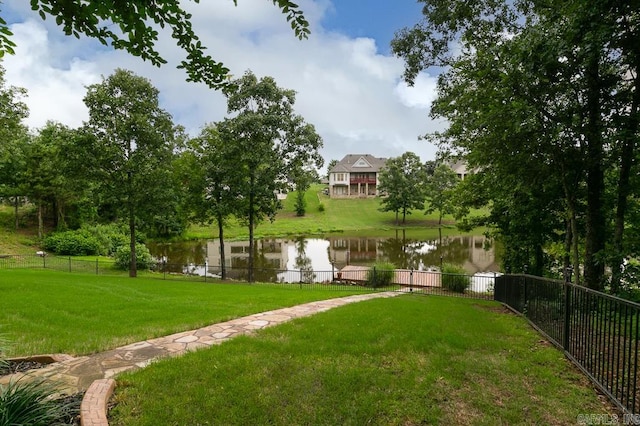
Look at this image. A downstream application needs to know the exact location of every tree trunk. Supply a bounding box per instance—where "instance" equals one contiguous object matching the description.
[37,201,43,239]
[13,196,19,230]
[562,177,581,286]
[610,67,640,293]
[583,51,606,291]
[128,172,137,278]
[217,213,226,280]
[248,174,255,283]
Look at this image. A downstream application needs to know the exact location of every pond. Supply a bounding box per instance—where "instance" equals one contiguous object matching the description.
[147,231,500,284]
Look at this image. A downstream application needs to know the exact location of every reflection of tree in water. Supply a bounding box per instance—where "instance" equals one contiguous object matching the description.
[378,231,473,270]
[147,240,207,273]
[419,237,469,268]
[229,244,279,283]
[294,237,315,283]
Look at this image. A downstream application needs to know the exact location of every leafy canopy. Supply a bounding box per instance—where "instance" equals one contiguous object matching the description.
[0,1,310,88]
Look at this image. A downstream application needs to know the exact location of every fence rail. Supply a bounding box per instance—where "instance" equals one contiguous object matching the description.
[495,274,640,415]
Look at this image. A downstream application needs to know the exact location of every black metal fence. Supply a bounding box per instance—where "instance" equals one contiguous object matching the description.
[0,255,496,299]
[495,274,640,415]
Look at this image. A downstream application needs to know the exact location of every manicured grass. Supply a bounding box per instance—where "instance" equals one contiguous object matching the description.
[0,269,364,357]
[186,184,483,240]
[110,296,610,425]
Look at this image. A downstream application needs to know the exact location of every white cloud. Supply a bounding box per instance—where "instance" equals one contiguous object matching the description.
[2,20,101,129]
[1,0,442,164]
[395,72,439,109]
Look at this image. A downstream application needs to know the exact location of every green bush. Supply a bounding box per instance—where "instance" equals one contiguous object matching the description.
[318,203,325,212]
[88,223,131,256]
[42,230,100,256]
[42,224,138,256]
[114,243,154,271]
[366,262,395,288]
[441,263,470,293]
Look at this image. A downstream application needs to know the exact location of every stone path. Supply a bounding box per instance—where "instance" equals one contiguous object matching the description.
[1,291,400,395]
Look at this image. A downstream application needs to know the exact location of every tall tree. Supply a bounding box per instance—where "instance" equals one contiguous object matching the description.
[84,69,177,277]
[184,124,238,280]
[1,1,309,88]
[378,152,426,225]
[0,64,29,229]
[424,164,459,226]
[219,70,322,282]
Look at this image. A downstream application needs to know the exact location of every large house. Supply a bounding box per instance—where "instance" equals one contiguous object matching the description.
[328,154,387,198]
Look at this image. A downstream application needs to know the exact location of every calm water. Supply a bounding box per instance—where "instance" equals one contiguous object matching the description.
[147,232,500,277]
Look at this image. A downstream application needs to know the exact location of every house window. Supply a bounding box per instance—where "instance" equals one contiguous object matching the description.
[335,173,345,181]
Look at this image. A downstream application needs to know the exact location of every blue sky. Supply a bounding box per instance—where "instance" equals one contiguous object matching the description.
[322,1,424,54]
[1,0,440,167]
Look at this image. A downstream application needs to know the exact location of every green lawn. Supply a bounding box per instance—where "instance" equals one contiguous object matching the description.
[186,184,485,240]
[0,269,363,357]
[110,295,610,425]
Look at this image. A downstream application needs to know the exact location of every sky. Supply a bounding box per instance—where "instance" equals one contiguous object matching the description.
[0,0,442,171]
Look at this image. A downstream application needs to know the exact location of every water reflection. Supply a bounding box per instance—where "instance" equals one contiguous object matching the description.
[148,233,499,278]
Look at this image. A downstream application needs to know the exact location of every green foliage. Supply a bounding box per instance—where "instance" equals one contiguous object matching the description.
[295,190,306,216]
[425,164,459,225]
[318,202,325,212]
[615,259,640,303]
[366,262,395,288]
[218,71,323,281]
[114,243,154,271]
[42,224,132,256]
[378,152,427,224]
[441,263,470,293]
[42,229,100,256]
[8,1,310,89]
[0,378,78,426]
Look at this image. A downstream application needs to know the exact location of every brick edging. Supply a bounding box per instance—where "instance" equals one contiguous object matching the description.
[80,379,115,426]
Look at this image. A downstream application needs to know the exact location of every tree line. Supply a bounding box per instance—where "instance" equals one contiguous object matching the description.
[0,66,322,279]
[392,0,640,293]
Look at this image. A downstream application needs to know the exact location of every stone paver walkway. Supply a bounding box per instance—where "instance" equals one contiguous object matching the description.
[1,291,400,395]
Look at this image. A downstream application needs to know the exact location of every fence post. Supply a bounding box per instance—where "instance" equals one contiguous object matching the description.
[410,268,413,292]
[69,256,72,273]
[43,255,46,269]
[96,258,99,275]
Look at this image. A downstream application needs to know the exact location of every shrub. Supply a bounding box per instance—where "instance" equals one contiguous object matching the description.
[441,263,470,293]
[114,243,154,271]
[42,224,139,257]
[42,230,100,256]
[318,203,325,212]
[366,262,395,288]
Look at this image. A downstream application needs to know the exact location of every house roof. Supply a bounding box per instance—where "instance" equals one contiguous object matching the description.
[330,154,387,173]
